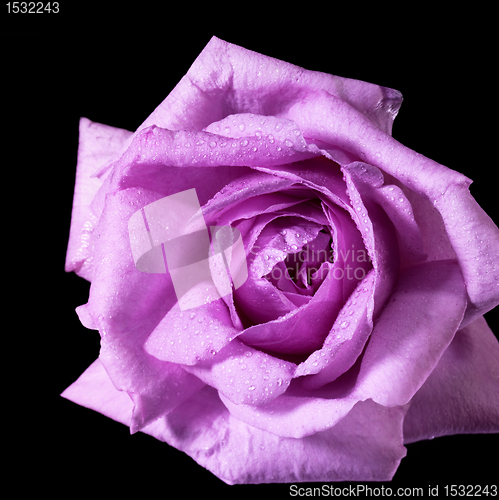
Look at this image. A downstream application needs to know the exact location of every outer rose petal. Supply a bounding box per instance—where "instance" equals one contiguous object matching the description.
[143,386,407,484]
[353,259,467,407]
[137,37,402,135]
[403,316,499,443]
[65,118,132,280]
[61,359,134,427]
[63,366,407,484]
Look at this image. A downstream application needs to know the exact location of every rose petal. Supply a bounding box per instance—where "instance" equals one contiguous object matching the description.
[110,125,318,184]
[287,90,499,325]
[135,37,402,136]
[238,262,342,355]
[78,188,209,432]
[294,163,399,387]
[295,270,376,383]
[141,386,407,484]
[218,368,360,438]
[403,315,499,443]
[229,259,468,437]
[254,156,351,213]
[66,118,132,280]
[99,337,205,433]
[182,338,295,405]
[353,259,467,406]
[376,184,427,264]
[79,188,178,338]
[143,300,241,365]
[61,359,133,427]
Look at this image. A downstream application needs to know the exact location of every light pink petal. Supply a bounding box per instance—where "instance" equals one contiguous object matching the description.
[65,118,132,280]
[229,259,468,438]
[141,386,407,484]
[201,170,297,225]
[99,335,205,433]
[218,370,360,438]
[403,315,499,443]
[135,37,402,136]
[61,359,133,427]
[295,163,399,386]
[238,262,343,355]
[343,162,400,314]
[353,259,467,406]
[236,218,323,325]
[78,188,207,432]
[182,338,295,405]
[376,184,427,264]
[295,269,376,384]
[80,187,178,338]
[62,364,407,483]
[287,90,499,326]
[254,156,351,213]
[111,125,318,182]
[143,300,240,365]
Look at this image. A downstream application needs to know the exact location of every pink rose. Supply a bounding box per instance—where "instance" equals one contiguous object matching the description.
[62,37,499,484]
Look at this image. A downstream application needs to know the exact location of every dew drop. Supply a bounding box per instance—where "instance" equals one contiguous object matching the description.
[285,139,293,148]
[248,385,256,391]
[241,139,249,147]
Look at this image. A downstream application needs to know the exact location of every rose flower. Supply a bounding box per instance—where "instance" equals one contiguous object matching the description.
[62,37,499,484]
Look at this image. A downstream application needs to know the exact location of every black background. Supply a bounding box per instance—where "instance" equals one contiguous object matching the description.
[3,7,498,497]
